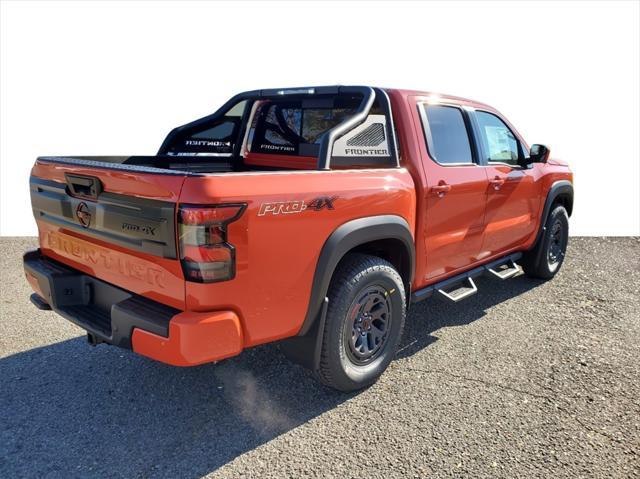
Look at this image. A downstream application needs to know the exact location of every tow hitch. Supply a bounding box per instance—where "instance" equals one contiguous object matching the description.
[87,333,103,346]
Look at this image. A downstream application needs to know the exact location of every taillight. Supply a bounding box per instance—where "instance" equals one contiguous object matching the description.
[178,204,246,283]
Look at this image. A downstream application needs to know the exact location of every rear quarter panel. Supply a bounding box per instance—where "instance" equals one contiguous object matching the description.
[179,169,416,346]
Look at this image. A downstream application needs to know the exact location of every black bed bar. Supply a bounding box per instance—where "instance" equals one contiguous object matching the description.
[157,85,387,170]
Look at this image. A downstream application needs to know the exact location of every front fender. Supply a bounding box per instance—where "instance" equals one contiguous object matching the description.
[532,179,574,248]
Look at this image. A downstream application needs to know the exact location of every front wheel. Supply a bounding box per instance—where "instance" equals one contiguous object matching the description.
[522,205,569,279]
[316,254,406,392]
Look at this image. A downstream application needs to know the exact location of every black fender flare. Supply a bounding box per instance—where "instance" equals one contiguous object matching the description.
[298,214,415,337]
[532,180,574,248]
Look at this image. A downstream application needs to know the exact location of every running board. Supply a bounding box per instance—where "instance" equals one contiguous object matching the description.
[488,258,520,280]
[411,252,522,304]
[437,277,477,302]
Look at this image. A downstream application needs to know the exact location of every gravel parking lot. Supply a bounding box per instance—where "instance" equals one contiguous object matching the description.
[1,237,638,478]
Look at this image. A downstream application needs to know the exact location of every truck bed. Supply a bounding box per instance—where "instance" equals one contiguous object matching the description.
[37,155,235,174]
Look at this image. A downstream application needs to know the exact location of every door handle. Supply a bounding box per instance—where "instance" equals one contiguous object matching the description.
[431,181,451,197]
[489,176,505,190]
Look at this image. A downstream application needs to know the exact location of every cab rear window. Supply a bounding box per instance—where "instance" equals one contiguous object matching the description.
[247,98,359,157]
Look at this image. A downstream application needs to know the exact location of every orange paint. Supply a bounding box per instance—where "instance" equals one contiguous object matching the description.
[132,310,243,366]
[180,168,417,345]
[25,88,573,367]
[25,269,45,299]
[36,221,185,310]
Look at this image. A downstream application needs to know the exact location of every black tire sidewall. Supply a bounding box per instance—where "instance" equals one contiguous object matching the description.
[540,206,569,277]
[323,258,405,391]
[339,272,404,383]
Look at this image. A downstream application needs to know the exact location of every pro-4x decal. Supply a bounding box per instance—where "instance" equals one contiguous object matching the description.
[258,196,338,216]
[306,196,337,211]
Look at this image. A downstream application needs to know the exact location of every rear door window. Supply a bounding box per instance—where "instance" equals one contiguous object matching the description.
[420,105,474,165]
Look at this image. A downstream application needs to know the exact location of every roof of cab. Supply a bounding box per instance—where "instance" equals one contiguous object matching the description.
[235,85,494,110]
[384,88,494,110]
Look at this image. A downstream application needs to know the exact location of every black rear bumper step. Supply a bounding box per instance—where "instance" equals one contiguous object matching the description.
[411,252,523,303]
[30,293,52,310]
[23,250,179,349]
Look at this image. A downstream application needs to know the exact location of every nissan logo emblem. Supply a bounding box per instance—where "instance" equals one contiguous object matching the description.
[76,202,91,228]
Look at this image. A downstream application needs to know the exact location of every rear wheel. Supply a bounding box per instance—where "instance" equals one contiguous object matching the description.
[522,205,569,279]
[317,254,406,392]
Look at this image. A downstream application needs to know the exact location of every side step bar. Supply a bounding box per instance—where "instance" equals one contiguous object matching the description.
[411,253,522,304]
[437,277,478,303]
[487,258,520,280]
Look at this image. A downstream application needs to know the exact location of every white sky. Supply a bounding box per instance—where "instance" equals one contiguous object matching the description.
[1,0,639,236]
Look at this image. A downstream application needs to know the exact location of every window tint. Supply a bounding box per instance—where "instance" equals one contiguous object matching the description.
[263,106,302,149]
[303,108,353,143]
[248,100,359,156]
[475,111,519,165]
[167,100,247,156]
[192,121,235,140]
[423,105,473,164]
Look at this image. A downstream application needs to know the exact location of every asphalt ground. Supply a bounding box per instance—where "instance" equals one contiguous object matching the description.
[1,237,638,478]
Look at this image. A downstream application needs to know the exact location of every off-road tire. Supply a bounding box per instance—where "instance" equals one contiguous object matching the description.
[522,205,569,279]
[316,254,406,392]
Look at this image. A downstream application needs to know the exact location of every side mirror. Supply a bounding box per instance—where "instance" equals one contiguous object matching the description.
[530,144,550,163]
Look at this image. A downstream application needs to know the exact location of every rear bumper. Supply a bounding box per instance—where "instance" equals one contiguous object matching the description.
[23,250,243,366]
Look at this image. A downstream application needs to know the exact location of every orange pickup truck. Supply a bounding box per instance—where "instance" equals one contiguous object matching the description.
[24,86,573,391]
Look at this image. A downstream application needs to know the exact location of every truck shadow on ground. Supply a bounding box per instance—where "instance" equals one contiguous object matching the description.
[0,274,543,478]
[397,274,545,359]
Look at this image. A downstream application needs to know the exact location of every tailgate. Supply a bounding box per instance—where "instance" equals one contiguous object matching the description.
[30,157,188,310]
